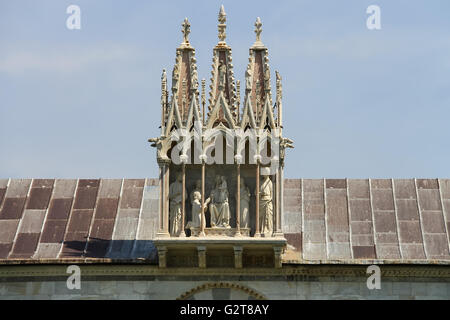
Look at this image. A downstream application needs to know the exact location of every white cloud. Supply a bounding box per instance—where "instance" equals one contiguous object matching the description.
[269,29,450,61]
[0,44,142,75]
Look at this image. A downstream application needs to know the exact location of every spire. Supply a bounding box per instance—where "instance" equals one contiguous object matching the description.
[164,17,198,135]
[242,17,277,130]
[185,54,201,130]
[160,69,167,134]
[201,78,206,124]
[276,71,283,130]
[206,5,237,128]
[150,7,293,170]
[217,5,227,46]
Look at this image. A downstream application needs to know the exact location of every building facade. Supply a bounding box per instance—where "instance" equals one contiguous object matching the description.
[0,7,449,300]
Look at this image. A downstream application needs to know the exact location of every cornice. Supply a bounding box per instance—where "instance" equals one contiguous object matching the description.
[0,263,449,280]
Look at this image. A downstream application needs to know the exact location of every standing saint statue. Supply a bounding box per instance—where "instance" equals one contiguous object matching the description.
[190,180,201,204]
[259,174,273,235]
[169,173,186,236]
[245,63,252,90]
[191,58,199,90]
[187,191,210,231]
[172,64,179,91]
[240,178,250,229]
[218,62,227,89]
[208,175,231,228]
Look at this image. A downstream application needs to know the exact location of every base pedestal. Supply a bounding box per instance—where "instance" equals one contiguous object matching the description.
[154,237,286,269]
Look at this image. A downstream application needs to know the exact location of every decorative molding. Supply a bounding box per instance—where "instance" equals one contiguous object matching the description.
[177,282,267,300]
[1,264,450,280]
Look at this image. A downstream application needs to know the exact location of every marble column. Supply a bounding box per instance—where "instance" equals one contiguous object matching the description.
[235,164,241,236]
[165,165,170,236]
[180,164,186,237]
[254,164,261,237]
[157,163,170,237]
[200,162,206,237]
[273,166,283,237]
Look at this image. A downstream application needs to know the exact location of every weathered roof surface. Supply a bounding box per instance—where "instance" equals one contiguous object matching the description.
[0,178,449,264]
[0,179,159,263]
[283,179,450,263]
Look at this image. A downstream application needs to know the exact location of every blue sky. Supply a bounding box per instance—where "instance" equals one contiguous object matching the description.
[1,0,449,178]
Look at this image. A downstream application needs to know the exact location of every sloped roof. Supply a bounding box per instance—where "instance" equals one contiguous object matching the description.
[283,179,450,263]
[0,178,449,264]
[0,179,159,263]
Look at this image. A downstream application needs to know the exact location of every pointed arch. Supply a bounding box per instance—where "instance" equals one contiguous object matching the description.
[185,94,202,130]
[206,90,236,129]
[165,97,183,136]
[240,95,257,130]
[259,97,276,130]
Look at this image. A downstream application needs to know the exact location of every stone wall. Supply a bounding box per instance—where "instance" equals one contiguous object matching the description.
[1,278,449,300]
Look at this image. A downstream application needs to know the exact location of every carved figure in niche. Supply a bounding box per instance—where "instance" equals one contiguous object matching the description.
[169,173,185,236]
[245,62,252,90]
[190,180,201,204]
[209,175,231,228]
[187,191,210,230]
[259,174,273,235]
[172,64,179,90]
[218,61,227,89]
[240,178,250,228]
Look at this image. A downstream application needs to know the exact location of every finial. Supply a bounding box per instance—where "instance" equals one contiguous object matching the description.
[201,79,206,104]
[181,17,191,45]
[161,69,167,99]
[218,5,227,44]
[161,69,167,133]
[253,17,264,47]
[201,78,206,124]
[275,71,283,129]
[161,69,167,86]
[276,71,282,99]
[219,5,226,22]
